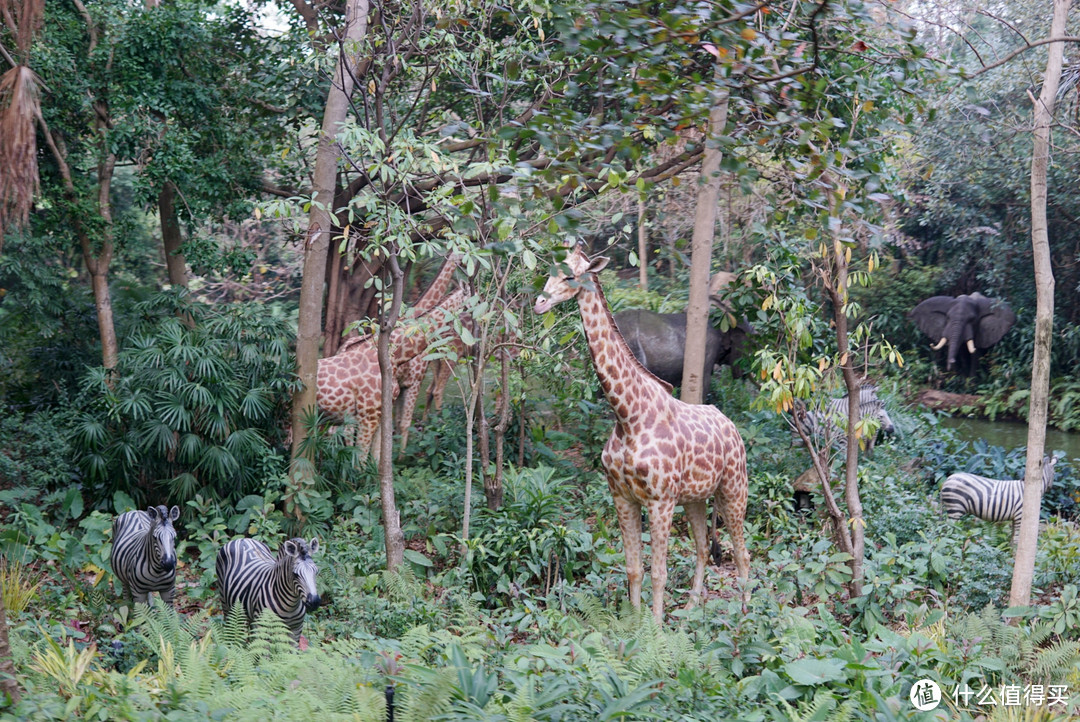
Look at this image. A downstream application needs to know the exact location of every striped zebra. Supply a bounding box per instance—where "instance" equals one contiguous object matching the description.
[216,537,321,640]
[111,505,181,606]
[796,384,896,454]
[941,455,1058,545]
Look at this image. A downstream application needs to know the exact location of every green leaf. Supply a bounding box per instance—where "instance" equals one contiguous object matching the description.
[403,549,433,567]
[783,658,847,685]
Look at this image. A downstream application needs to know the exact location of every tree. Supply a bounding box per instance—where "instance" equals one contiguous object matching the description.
[288,0,370,466]
[681,62,729,405]
[1009,0,1069,607]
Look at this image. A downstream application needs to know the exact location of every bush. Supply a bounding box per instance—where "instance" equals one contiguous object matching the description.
[70,291,299,507]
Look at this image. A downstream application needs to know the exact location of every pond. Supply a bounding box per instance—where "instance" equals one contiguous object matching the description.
[938,415,1080,462]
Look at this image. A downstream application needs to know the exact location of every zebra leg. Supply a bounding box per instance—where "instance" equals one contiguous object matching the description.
[159,585,177,608]
[120,583,133,605]
[132,590,150,606]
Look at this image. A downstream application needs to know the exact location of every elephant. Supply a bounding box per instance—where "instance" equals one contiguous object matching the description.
[909,293,1016,375]
[612,309,749,391]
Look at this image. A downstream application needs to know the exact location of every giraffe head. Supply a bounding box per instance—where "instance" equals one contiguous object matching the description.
[533,243,610,314]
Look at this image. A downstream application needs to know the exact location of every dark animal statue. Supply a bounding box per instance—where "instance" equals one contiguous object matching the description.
[909,293,1016,375]
[612,310,748,391]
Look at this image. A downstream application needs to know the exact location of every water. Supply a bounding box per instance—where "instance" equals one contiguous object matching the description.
[938,416,1080,462]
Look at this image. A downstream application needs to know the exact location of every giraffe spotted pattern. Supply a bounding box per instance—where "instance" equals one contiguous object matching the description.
[534,243,750,622]
[316,284,465,459]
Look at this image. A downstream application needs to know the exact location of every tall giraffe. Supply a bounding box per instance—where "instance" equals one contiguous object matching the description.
[317,287,466,459]
[534,244,750,622]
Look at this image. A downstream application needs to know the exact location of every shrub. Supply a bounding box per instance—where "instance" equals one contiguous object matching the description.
[70,291,299,507]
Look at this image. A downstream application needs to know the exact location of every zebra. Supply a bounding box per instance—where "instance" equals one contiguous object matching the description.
[941,455,1058,545]
[111,505,181,606]
[216,537,321,640]
[795,384,896,455]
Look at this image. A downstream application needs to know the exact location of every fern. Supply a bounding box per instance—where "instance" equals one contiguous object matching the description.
[217,600,250,649]
[382,565,421,601]
[398,666,459,722]
[248,607,295,663]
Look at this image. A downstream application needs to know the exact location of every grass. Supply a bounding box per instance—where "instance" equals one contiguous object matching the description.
[0,556,45,615]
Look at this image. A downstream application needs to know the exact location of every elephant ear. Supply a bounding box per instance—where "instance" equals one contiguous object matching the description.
[975,298,1016,348]
[909,296,954,339]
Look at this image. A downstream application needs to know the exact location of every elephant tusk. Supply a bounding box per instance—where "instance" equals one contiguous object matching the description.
[931,337,947,351]
[967,339,976,354]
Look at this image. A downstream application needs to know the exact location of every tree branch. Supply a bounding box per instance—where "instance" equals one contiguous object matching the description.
[967,36,1080,78]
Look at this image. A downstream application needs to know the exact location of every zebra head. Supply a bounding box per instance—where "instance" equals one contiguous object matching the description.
[146,505,180,572]
[282,538,321,611]
[1042,455,1058,492]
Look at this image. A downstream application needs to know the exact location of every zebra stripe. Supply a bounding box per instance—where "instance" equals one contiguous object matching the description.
[111,505,180,606]
[940,455,1057,543]
[216,537,321,640]
[798,385,896,452]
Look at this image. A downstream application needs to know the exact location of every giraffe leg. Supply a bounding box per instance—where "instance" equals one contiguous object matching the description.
[431,360,452,411]
[398,375,423,452]
[718,488,751,594]
[684,501,709,608]
[646,498,676,624]
[613,495,644,611]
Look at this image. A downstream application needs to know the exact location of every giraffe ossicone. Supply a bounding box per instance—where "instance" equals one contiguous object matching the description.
[534,243,751,622]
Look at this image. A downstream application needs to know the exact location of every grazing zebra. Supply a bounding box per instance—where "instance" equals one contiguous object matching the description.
[795,384,896,454]
[941,455,1058,545]
[111,505,181,606]
[216,537,321,640]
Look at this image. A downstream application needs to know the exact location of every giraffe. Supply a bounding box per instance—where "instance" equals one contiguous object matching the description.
[332,254,461,451]
[391,255,463,447]
[316,286,466,459]
[533,243,750,622]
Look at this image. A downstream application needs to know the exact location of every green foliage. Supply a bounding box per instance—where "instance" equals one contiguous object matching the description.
[459,466,598,604]
[70,291,298,507]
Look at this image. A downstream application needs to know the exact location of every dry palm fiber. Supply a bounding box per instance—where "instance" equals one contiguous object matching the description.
[0,0,44,242]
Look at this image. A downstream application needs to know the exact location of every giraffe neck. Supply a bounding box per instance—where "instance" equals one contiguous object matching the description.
[392,289,466,364]
[412,254,460,314]
[576,278,670,424]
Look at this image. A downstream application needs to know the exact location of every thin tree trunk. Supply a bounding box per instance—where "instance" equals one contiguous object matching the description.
[476,369,492,506]
[517,358,527,467]
[461,375,477,549]
[377,251,406,570]
[1010,0,1066,607]
[159,182,188,288]
[0,593,18,705]
[290,0,370,464]
[681,78,729,404]
[637,195,648,291]
[824,191,865,598]
[490,349,511,510]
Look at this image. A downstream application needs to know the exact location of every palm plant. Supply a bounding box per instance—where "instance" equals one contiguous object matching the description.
[71,291,299,507]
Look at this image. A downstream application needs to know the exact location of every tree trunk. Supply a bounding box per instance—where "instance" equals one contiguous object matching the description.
[680,79,729,404]
[1010,0,1066,607]
[159,181,188,288]
[637,195,648,291]
[490,349,511,510]
[0,593,18,705]
[476,370,493,507]
[377,252,406,570]
[289,0,370,464]
[824,189,865,598]
[324,240,344,355]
